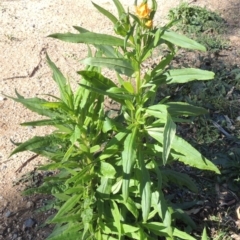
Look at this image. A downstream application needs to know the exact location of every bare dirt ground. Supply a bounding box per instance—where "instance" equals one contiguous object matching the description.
[0,0,240,239]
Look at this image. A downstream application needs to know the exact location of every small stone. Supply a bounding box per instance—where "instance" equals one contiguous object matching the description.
[0,94,6,101]
[22,218,37,231]
[12,232,18,240]
[5,210,14,218]
[26,201,34,209]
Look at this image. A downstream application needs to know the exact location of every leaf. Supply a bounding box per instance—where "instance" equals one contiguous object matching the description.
[7,92,62,119]
[73,26,123,58]
[163,208,173,238]
[46,54,73,108]
[122,127,138,201]
[49,32,130,47]
[161,30,206,51]
[78,70,117,90]
[173,208,196,230]
[146,102,207,120]
[173,228,196,240]
[92,2,118,24]
[80,57,134,76]
[111,180,122,194]
[145,104,168,121]
[138,149,151,222]
[99,132,127,161]
[162,169,198,192]
[66,165,91,184]
[49,213,81,223]
[150,52,174,76]
[147,128,220,173]
[50,195,80,223]
[125,197,139,219]
[163,114,176,165]
[97,177,113,199]
[165,68,214,84]
[110,201,122,240]
[123,82,135,94]
[46,223,83,240]
[112,0,126,18]
[10,135,58,157]
[79,83,132,104]
[21,119,66,127]
[165,102,208,116]
[143,222,169,237]
[201,227,208,240]
[98,161,117,179]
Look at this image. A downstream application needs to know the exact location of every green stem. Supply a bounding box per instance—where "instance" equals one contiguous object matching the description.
[136,68,141,95]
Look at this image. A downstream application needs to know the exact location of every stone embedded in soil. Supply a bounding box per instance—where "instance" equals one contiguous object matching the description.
[26,201,34,209]
[5,210,14,218]
[22,218,37,231]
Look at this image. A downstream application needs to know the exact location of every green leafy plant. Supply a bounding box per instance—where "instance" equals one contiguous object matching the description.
[7,0,220,239]
[168,2,228,51]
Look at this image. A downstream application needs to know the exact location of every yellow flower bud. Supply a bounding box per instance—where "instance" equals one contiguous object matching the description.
[145,19,153,28]
[135,3,151,19]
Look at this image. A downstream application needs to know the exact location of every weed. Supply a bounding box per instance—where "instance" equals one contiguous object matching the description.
[7,0,221,239]
[168,2,229,51]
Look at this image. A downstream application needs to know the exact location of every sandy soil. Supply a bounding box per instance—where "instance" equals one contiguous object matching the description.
[0,0,239,238]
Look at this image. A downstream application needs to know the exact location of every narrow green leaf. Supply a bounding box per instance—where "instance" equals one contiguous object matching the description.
[163,208,174,238]
[138,149,151,222]
[113,0,126,18]
[97,177,113,199]
[111,180,122,194]
[201,227,208,240]
[50,195,80,222]
[79,83,132,103]
[99,132,127,161]
[92,2,118,24]
[46,223,83,240]
[125,197,139,219]
[147,128,220,173]
[122,127,138,201]
[162,170,198,192]
[122,224,139,234]
[80,57,134,76]
[173,228,196,240]
[173,208,197,230]
[163,114,176,165]
[66,166,91,184]
[146,104,168,119]
[165,68,214,84]
[21,119,66,127]
[49,213,81,223]
[161,30,206,51]
[78,70,116,90]
[46,55,73,108]
[38,163,62,171]
[7,92,61,119]
[73,26,123,58]
[150,52,174,77]
[49,32,129,47]
[123,82,135,94]
[143,222,169,237]
[72,25,88,33]
[111,201,122,240]
[165,102,208,116]
[10,135,56,157]
[151,190,168,220]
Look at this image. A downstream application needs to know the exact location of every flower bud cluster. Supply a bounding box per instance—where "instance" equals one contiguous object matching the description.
[135,2,153,28]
